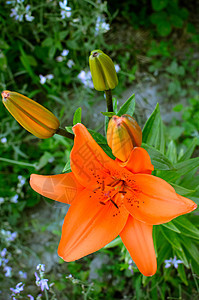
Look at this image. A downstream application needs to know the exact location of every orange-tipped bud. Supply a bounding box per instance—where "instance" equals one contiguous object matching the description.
[107,114,142,162]
[1,90,60,139]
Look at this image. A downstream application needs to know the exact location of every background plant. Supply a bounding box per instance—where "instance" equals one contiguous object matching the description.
[0,0,199,299]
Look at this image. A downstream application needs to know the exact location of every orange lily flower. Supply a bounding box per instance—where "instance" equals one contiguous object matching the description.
[30,124,197,276]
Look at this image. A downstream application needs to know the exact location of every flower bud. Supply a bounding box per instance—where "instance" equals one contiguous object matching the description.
[1,90,60,139]
[89,49,118,91]
[107,114,142,162]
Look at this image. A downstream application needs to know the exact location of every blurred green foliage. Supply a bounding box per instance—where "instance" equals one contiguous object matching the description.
[0,0,199,299]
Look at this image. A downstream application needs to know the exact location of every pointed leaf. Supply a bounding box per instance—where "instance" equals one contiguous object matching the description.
[159,157,199,182]
[161,227,183,251]
[177,264,188,285]
[166,140,177,164]
[142,143,174,170]
[173,217,199,240]
[179,137,198,162]
[73,107,82,125]
[142,103,165,153]
[162,221,181,233]
[170,183,195,196]
[101,111,115,117]
[117,94,135,116]
[181,237,199,266]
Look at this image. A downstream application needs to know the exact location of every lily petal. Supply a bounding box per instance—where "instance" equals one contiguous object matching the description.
[71,123,121,187]
[116,147,154,174]
[124,174,197,225]
[58,188,129,261]
[120,215,157,276]
[30,173,83,204]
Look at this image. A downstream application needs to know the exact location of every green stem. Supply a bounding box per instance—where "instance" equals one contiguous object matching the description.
[44,289,49,300]
[55,128,74,140]
[105,89,113,113]
[0,157,37,168]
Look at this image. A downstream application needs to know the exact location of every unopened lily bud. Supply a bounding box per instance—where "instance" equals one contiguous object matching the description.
[89,49,118,91]
[107,114,142,162]
[1,90,60,139]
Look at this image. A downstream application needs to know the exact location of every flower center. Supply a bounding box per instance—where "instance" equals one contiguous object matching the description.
[98,177,127,209]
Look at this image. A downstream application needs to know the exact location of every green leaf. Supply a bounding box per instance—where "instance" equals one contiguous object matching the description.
[177,264,188,285]
[161,227,183,251]
[152,0,168,11]
[173,104,183,112]
[170,15,184,28]
[42,37,53,47]
[170,183,195,196]
[168,126,184,140]
[37,152,54,170]
[73,107,82,125]
[0,39,9,49]
[104,237,122,249]
[117,94,135,117]
[166,140,177,164]
[113,97,118,114]
[19,46,37,81]
[173,217,199,240]
[159,157,199,182]
[162,221,181,233]
[157,20,172,36]
[49,45,56,59]
[142,103,165,153]
[0,51,7,71]
[181,237,199,266]
[142,144,174,170]
[101,111,115,117]
[179,137,198,162]
[65,126,73,134]
[59,30,68,40]
[62,160,71,173]
[175,248,189,268]
[88,129,107,144]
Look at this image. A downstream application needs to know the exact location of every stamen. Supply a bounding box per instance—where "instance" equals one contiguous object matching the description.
[93,187,100,192]
[102,180,105,191]
[99,201,106,205]
[110,199,119,209]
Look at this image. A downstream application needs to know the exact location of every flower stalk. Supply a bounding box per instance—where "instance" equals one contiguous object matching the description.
[55,128,74,140]
[105,89,113,113]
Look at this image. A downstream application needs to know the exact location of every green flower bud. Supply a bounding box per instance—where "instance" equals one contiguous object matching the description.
[89,49,118,91]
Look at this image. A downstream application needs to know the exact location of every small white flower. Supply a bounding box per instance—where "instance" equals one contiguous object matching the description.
[4,265,12,277]
[36,263,45,272]
[18,270,27,279]
[78,70,94,88]
[56,56,64,62]
[10,194,19,203]
[48,157,54,163]
[61,49,69,56]
[59,0,72,19]
[115,64,120,73]
[164,256,183,269]
[67,59,74,68]
[25,14,34,22]
[10,282,24,294]
[39,75,46,85]
[0,197,4,204]
[1,137,7,143]
[46,74,54,80]
[1,248,7,257]
[95,16,110,35]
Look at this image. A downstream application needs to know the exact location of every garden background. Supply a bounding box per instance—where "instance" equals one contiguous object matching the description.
[0,0,199,299]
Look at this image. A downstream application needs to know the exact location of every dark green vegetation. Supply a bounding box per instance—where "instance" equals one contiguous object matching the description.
[0,0,198,299]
